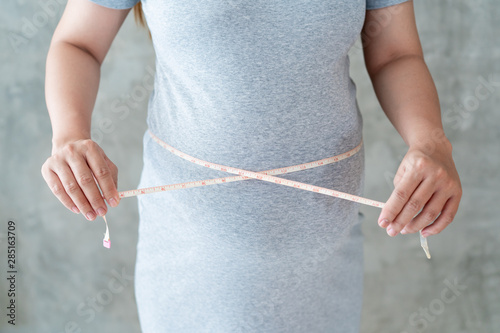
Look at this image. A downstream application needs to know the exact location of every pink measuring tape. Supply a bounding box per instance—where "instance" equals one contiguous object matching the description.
[101,130,431,259]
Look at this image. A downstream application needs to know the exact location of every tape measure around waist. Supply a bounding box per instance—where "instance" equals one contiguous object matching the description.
[119,130,384,207]
[103,129,430,259]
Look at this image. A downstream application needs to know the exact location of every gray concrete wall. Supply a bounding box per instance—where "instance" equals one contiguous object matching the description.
[1,1,498,332]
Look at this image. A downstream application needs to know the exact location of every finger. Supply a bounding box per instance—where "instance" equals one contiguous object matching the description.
[393,171,403,188]
[421,195,460,237]
[400,191,449,234]
[379,167,422,231]
[42,168,80,214]
[67,153,107,218]
[103,153,120,206]
[54,163,97,221]
[389,178,436,236]
[86,149,119,208]
[103,154,118,188]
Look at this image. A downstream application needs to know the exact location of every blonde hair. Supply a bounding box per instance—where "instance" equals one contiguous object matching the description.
[133,3,151,38]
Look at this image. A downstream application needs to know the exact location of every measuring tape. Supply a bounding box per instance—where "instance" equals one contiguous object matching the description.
[102,130,431,259]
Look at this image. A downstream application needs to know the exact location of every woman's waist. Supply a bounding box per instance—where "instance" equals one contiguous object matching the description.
[141,122,364,192]
[139,128,365,208]
[147,126,361,171]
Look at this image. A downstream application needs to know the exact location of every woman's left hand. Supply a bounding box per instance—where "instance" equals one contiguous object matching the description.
[378,140,462,238]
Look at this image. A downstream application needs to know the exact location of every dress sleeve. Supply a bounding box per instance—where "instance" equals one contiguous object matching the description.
[86,0,140,10]
[366,0,411,10]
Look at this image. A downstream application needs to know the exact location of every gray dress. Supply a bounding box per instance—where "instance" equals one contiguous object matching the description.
[89,0,409,331]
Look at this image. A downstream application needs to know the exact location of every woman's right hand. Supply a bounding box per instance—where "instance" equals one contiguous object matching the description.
[41,139,120,221]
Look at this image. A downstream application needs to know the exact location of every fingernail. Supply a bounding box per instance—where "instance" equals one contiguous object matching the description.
[71,206,80,214]
[109,197,118,207]
[421,231,429,238]
[387,226,397,237]
[400,229,408,235]
[86,211,96,221]
[97,208,106,216]
[379,219,389,228]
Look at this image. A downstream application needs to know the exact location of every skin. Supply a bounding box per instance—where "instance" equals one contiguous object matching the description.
[42,0,462,237]
[362,1,462,237]
[42,0,130,220]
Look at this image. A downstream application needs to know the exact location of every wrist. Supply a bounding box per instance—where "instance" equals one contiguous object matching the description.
[408,128,452,155]
[51,132,91,154]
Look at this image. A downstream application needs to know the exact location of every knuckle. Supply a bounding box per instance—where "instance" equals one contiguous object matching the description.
[423,210,439,222]
[89,196,104,207]
[41,161,49,174]
[94,167,110,179]
[41,167,49,179]
[407,198,421,212]
[50,155,62,165]
[434,167,446,179]
[64,182,79,194]
[51,184,64,196]
[62,144,76,155]
[394,189,408,202]
[392,174,401,187]
[446,180,458,193]
[78,174,95,186]
[442,212,456,225]
[413,157,428,171]
[82,139,96,150]
[43,156,58,169]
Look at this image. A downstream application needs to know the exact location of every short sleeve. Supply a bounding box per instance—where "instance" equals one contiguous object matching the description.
[87,0,140,10]
[366,0,410,10]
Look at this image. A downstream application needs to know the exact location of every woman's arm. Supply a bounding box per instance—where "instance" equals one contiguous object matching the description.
[42,0,131,220]
[362,0,462,237]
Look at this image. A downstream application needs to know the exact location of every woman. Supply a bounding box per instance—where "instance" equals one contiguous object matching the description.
[41,0,462,331]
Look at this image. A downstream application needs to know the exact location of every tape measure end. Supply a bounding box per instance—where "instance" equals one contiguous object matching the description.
[103,239,111,249]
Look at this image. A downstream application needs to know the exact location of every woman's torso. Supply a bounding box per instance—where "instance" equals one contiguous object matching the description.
[140,0,366,170]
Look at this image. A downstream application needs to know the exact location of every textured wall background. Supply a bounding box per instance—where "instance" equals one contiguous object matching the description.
[0,1,498,332]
